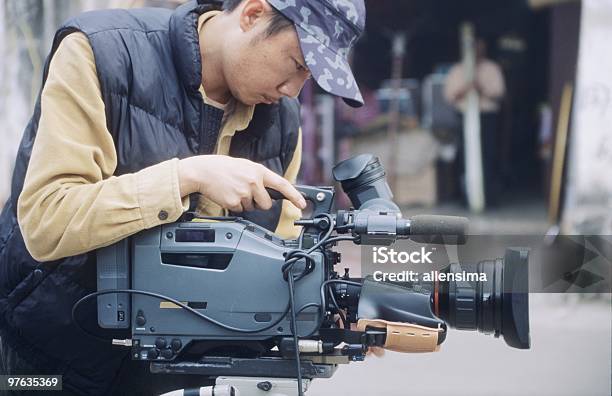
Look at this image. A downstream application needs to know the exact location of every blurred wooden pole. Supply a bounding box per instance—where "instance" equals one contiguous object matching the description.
[461,22,485,213]
[386,32,405,192]
[548,83,573,225]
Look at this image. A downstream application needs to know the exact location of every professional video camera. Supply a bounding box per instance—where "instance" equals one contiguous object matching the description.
[79,154,530,396]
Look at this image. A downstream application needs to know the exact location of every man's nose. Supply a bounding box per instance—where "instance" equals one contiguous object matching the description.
[278,73,310,98]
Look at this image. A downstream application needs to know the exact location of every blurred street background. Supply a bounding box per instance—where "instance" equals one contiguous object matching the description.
[307,294,611,396]
[1,0,611,395]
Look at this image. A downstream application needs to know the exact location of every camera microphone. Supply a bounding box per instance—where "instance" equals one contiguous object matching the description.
[407,215,468,244]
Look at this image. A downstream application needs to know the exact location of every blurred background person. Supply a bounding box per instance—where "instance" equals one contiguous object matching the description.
[444,38,506,207]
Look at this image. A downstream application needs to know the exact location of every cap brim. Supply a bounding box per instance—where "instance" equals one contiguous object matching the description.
[295,25,364,108]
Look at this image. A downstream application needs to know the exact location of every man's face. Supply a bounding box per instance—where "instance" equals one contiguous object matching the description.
[223,0,311,105]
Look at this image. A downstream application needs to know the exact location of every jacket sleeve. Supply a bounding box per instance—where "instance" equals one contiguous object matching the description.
[17,32,189,262]
[274,127,303,239]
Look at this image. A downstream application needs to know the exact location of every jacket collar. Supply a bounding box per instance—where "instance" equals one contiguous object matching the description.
[169,0,222,94]
[170,0,274,132]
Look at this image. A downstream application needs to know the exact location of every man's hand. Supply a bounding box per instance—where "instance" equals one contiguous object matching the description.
[178,155,306,212]
[454,81,479,102]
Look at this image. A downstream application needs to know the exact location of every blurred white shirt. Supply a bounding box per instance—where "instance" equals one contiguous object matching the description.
[444,59,506,113]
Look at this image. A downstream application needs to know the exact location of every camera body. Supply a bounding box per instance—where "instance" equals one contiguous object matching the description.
[93,154,529,390]
[121,218,326,358]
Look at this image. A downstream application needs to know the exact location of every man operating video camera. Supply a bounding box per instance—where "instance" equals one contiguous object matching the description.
[0,0,366,394]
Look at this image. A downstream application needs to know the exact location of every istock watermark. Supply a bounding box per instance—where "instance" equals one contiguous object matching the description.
[371,246,435,264]
[361,235,612,293]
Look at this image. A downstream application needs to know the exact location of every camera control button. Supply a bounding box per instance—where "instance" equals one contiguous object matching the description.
[171,339,182,351]
[148,348,159,359]
[155,337,167,349]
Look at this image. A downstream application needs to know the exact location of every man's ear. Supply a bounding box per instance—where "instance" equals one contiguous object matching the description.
[238,0,271,32]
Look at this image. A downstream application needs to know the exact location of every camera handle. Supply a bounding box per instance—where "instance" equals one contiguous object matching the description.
[159,377,311,396]
[266,186,334,218]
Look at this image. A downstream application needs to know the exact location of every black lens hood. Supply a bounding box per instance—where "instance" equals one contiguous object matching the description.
[502,248,531,349]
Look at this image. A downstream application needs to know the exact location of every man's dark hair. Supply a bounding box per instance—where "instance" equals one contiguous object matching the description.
[223,0,293,37]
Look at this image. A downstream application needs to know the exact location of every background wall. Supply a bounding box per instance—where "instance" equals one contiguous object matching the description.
[562,0,612,234]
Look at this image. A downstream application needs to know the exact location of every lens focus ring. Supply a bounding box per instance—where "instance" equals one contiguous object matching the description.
[449,263,478,330]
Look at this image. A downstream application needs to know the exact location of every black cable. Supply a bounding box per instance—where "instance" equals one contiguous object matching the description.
[296,303,320,313]
[307,214,335,252]
[327,285,346,324]
[316,233,356,323]
[281,213,335,396]
[333,224,354,232]
[321,279,363,288]
[281,251,316,281]
[322,235,357,245]
[297,227,306,249]
[319,279,363,323]
[314,226,357,325]
[70,301,113,343]
[72,289,295,342]
[286,267,303,396]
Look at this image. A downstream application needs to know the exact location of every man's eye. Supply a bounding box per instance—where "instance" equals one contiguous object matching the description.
[293,59,311,79]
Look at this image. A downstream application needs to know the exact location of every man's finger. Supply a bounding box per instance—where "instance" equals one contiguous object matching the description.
[252,184,273,211]
[241,196,255,212]
[263,171,306,209]
[228,202,244,213]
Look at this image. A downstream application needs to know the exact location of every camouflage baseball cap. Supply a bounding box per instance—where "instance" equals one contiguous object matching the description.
[267,0,366,107]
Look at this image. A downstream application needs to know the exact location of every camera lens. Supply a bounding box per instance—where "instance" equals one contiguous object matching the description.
[435,248,530,349]
[355,251,529,350]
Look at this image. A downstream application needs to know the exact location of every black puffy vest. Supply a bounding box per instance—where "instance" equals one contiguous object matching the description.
[0,1,300,394]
